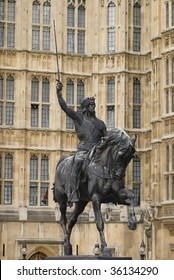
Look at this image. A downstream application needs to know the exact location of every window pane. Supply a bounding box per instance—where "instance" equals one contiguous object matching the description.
[42,78,50,102]
[107,106,115,128]
[0,76,3,99]
[0,102,3,124]
[133,157,141,181]
[6,75,14,100]
[78,31,85,54]
[4,183,12,205]
[67,30,74,53]
[172,2,174,26]
[166,90,169,113]
[41,156,49,181]
[172,176,174,200]
[133,28,140,51]
[108,28,115,51]
[166,2,169,28]
[107,79,115,103]
[43,3,51,25]
[166,175,169,200]
[66,80,74,104]
[172,89,174,112]
[40,183,48,206]
[0,0,4,20]
[78,5,85,28]
[5,154,13,179]
[31,105,39,127]
[133,79,141,104]
[41,105,49,127]
[6,102,13,125]
[0,23,4,47]
[172,144,174,170]
[133,106,141,128]
[31,78,39,102]
[32,27,40,50]
[32,1,40,24]
[0,155,2,178]
[30,156,38,180]
[7,23,15,47]
[108,3,115,26]
[133,4,141,26]
[67,4,75,27]
[166,145,169,171]
[43,27,50,50]
[29,183,38,205]
[8,0,15,21]
[66,114,74,129]
[133,183,140,206]
[77,81,84,104]
[166,58,169,85]
[172,58,174,83]
[132,157,141,205]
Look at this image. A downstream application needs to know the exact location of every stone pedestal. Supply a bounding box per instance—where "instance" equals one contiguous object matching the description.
[46,255,132,260]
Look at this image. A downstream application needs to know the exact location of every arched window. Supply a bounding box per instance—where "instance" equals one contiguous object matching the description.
[107,2,115,52]
[133,3,141,52]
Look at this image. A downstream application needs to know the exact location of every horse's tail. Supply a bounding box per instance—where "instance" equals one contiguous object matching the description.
[53,155,69,202]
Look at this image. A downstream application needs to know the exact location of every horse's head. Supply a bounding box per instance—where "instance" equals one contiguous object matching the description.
[114,131,136,180]
[99,129,136,182]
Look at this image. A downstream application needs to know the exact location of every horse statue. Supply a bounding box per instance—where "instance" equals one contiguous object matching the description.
[53,128,137,257]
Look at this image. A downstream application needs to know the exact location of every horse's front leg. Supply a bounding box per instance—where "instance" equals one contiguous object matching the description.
[92,193,112,257]
[59,201,72,255]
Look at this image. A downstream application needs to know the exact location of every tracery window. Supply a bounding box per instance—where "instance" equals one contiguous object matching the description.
[165,144,174,200]
[32,0,51,51]
[165,1,174,28]
[107,2,116,52]
[0,153,13,205]
[29,154,49,206]
[0,0,16,48]
[31,77,50,128]
[133,2,141,52]
[65,79,85,129]
[0,74,14,126]
[67,0,86,54]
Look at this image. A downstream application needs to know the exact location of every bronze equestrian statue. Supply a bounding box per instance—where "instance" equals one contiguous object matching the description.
[54,81,137,257]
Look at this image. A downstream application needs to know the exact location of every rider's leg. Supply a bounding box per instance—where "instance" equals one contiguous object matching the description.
[69,157,84,202]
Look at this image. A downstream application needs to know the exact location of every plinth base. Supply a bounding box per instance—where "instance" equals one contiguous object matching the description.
[46,255,132,260]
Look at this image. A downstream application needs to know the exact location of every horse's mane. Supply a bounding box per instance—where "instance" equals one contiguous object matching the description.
[93,128,130,162]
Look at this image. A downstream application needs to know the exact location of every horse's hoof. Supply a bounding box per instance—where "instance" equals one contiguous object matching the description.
[64,244,72,255]
[102,248,112,258]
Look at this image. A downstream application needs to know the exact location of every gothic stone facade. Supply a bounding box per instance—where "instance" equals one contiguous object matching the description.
[0,0,174,260]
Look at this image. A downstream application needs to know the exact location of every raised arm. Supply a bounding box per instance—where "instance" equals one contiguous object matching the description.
[56,81,79,120]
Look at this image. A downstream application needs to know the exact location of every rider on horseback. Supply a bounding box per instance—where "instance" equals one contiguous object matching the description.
[56,81,107,204]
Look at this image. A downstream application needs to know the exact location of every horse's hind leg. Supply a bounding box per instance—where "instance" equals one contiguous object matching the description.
[59,200,72,255]
[67,201,88,252]
[92,194,112,257]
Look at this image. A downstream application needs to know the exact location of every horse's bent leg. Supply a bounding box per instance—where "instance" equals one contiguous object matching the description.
[59,201,72,255]
[67,201,88,249]
[92,194,112,257]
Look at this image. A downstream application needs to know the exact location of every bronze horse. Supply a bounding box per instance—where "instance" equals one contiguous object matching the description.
[54,128,137,257]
